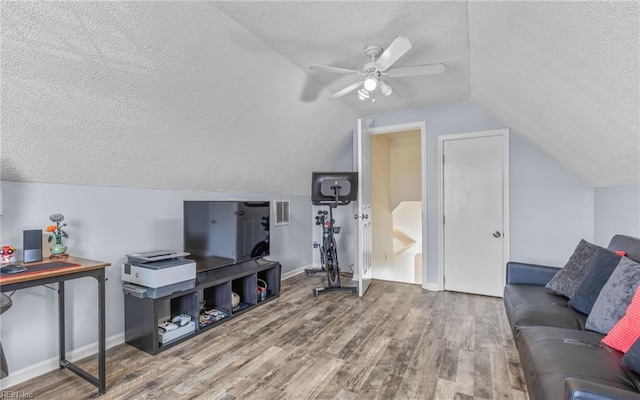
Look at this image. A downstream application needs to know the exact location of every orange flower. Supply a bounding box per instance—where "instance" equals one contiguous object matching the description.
[46,225,57,233]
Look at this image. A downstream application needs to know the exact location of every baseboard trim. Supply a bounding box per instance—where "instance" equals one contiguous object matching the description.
[282,264,314,280]
[425,283,442,292]
[0,333,125,390]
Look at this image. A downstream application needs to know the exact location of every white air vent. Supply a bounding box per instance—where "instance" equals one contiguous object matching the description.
[273,200,290,226]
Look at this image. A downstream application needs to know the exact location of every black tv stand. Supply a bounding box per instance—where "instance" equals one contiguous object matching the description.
[124,258,281,355]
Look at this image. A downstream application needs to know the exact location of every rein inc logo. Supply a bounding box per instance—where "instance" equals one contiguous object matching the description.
[0,391,33,399]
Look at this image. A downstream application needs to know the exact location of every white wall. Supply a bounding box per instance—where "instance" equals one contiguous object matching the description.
[509,132,594,266]
[362,100,595,286]
[0,181,312,381]
[594,185,640,247]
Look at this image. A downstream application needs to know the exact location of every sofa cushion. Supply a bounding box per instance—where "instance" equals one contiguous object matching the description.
[608,235,640,264]
[504,285,586,336]
[623,338,640,374]
[516,326,637,400]
[504,284,569,308]
[603,286,640,353]
[568,247,622,315]
[586,257,640,334]
[546,239,601,298]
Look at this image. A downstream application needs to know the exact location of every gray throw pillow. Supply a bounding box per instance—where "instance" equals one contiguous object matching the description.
[623,337,640,374]
[586,257,640,334]
[568,247,623,315]
[546,239,601,298]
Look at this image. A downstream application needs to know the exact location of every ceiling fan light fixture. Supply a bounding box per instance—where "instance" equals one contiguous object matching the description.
[363,72,378,91]
[379,80,392,96]
[358,88,370,100]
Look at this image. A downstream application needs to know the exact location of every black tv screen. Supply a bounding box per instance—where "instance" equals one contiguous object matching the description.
[184,201,270,270]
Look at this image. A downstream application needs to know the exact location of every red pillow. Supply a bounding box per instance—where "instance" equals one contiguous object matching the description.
[614,250,627,256]
[602,286,640,352]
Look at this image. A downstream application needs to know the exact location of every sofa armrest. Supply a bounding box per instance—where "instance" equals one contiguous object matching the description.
[565,378,640,400]
[505,261,560,285]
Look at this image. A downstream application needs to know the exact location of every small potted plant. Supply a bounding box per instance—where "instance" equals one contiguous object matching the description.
[46,213,68,256]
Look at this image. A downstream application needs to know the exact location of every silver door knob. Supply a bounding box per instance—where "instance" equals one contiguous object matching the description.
[493,231,502,238]
[354,214,366,219]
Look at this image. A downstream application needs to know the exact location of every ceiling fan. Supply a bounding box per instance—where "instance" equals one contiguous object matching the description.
[309,36,446,101]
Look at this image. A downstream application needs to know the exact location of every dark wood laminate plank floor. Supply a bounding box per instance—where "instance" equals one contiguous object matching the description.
[6,274,528,399]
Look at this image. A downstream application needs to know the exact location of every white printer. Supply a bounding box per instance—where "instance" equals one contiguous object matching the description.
[122,250,196,298]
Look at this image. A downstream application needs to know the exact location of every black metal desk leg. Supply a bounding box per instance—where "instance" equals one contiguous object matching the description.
[98,270,106,394]
[58,281,65,367]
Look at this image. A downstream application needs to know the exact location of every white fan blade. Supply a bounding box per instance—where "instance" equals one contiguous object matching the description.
[375,36,412,71]
[386,63,447,78]
[309,65,363,75]
[330,81,363,98]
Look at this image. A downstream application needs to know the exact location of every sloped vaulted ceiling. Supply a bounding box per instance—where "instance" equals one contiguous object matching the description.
[215,1,639,188]
[2,2,638,192]
[213,1,472,115]
[468,1,639,187]
[1,2,357,195]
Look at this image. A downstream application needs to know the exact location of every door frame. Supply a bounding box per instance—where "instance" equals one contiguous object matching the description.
[437,129,510,291]
[368,121,428,289]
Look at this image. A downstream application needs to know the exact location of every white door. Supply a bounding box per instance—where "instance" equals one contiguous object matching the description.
[443,134,506,297]
[356,119,373,297]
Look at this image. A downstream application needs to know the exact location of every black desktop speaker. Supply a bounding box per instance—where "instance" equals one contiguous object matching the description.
[23,229,43,263]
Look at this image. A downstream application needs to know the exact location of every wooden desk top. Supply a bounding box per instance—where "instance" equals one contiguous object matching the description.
[0,256,110,286]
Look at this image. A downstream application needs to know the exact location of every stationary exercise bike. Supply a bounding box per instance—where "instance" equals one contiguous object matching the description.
[311,171,358,296]
[305,210,340,276]
[304,211,327,276]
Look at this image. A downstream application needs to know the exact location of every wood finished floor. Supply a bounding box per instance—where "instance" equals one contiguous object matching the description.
[8,274,528,400]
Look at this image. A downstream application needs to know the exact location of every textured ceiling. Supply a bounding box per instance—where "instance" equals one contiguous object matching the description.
[214,1,639,187]
[468,1,639,187]
[2,1,638,193]
[1,2,357,195]
[213,1,471,116]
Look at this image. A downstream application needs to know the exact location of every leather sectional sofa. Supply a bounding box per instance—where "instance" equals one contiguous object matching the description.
[504,235,640,400]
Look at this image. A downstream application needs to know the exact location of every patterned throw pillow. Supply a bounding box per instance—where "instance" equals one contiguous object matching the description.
[603,287,640,353]
[586,257,640,334]
[546,240,601,298]
[568,247,622,315]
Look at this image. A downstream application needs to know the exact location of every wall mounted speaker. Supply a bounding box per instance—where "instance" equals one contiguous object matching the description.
[23,229,42,263]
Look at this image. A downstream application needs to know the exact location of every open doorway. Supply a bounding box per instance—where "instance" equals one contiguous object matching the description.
[371,129,423,285]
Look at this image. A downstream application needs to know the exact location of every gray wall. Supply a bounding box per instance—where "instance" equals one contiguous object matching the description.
[0,181,311,375]
[594,185,640,247]
[362,100,595,286]
[509,133,594,266]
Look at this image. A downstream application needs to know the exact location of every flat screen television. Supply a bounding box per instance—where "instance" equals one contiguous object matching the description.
[184,200,270,270]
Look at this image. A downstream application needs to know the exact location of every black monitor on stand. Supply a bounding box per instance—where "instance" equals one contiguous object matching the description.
[311,172,358,207]
[310,172,359,296]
